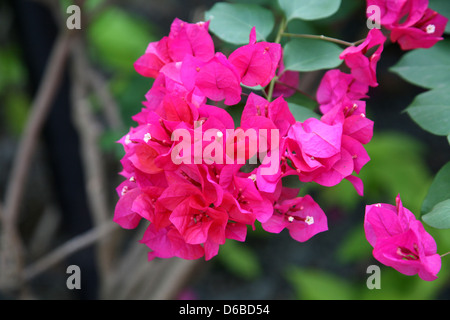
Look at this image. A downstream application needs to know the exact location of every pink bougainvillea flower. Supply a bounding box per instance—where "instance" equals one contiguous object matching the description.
[366,0,447,50]
[241,93,295,137]
[229,27,282,87]
[254,139,297,194]
[261,192,328,242]
[231,175,274,223]
[169,197,228,246]
[181,52,242,105]
[113,185,142,229]
[167,18,215,62]
[288,118,342,161]
[319,98,373,195]
[134,18,214,79]
[134,36,171,78]
[390,8,448,50]
[340,28,386,87]
[366,0,429,29]
[286,118,351,187]
[141,69,206,116]
[140,223,205,260]
[316,69,369,116]
[364,194,441,281]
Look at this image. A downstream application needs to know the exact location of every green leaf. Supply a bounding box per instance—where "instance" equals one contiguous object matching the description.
[406,88,450,136]
[217,240,262,280]
[229,0,273,5]
[421,162,450,214]
[286,267,356,300]
[390,40,450,90]
[278,0,341,21]
[288,102,320,122]
[422,199,450,229]
[205,2,275,45]
[283,38,343,72]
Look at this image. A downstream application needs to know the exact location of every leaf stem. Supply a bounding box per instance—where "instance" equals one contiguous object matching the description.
[282,32,364,47]
[267,17,287,102]
[441,251,450,258]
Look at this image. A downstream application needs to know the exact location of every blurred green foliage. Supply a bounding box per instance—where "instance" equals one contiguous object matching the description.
[84,1,160,156]
[0,45,30,135]
[217,239,262,281]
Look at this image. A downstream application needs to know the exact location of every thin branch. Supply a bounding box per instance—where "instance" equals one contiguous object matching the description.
[147,259,202,299]
[23,221,118,282]
[86,68,125,131]
[266,16,286,102]
[0,30,75,293]
[282,32,363,47]
[2,30,74,228]
[70,37,118,294]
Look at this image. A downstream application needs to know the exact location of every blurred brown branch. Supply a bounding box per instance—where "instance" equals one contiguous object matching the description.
[70,34,120,296]
[0,29,75,294]
[23,221,119,282]
[1,0,202,300]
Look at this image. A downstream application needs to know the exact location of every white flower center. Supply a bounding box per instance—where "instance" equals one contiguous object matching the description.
[305,216,314,225]
[124,134,131,145]
[144,132,152,143]
[426,24,436,34]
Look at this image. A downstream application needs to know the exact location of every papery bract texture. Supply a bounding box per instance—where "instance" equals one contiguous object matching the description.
[229,27,282,87]
[364,195,441,281]
[340,28,386,87]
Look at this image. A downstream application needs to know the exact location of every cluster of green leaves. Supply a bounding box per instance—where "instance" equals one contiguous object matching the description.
[390,0,450,231]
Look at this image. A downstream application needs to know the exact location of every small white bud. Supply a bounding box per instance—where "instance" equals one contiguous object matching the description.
[125,134,131,145]
[144,133,152,143]
[426,24,436,34]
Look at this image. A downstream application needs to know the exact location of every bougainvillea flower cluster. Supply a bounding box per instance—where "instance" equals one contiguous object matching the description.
[367,0,448,50]
[113,0,447,268]
[113,17,376,261]
[365,195,441,281]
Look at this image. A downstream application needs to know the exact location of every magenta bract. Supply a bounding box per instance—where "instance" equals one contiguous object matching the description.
[364,195,441,281]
